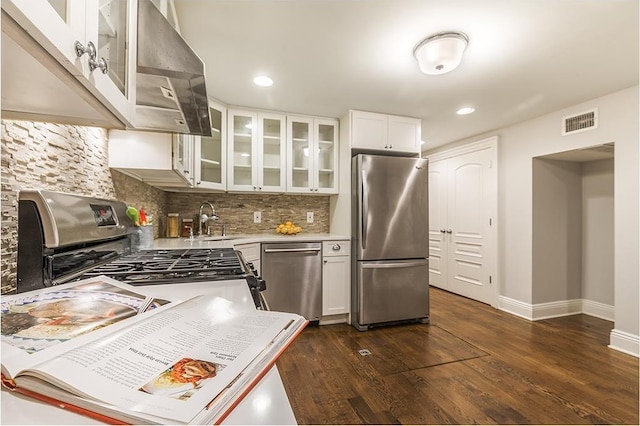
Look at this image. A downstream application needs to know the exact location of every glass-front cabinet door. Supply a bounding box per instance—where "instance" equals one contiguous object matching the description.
[287,116,339,194]
[314,119,338,193]
[3,0,136,126]
[287,117,313,193]
[257,113,286,192]
[195,100,226,190]
[173,133,195,186]
[227,109,257,191]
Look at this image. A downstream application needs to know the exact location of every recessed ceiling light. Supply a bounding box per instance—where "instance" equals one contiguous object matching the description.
[253,75,273,87]
[456,107,475,115]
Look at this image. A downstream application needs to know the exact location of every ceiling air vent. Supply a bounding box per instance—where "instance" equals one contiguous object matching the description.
[562,108,598,136]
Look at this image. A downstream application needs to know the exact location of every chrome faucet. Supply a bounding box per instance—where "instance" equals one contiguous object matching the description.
[198,202,218,236]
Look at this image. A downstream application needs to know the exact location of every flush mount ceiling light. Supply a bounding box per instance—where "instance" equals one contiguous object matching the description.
[413,31,468,75]
[253,75,273,87]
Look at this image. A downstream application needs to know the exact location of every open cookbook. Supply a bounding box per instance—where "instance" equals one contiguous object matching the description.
[1,277,308,424]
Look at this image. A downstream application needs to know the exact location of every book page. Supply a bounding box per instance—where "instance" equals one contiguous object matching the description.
[1,277,171,379]
[24,295,303,424]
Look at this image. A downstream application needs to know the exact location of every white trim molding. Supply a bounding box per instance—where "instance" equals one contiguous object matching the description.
[582,299,615,321]
[499,297,615,322]
[609,329,640,358]
[499,296,636,356]
[498,295,533,320]
[532,299,583,320]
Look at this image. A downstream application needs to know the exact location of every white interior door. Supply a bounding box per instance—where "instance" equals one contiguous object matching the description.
[446,148,494,304]
[428,159,448,289]
[427,139,497,306]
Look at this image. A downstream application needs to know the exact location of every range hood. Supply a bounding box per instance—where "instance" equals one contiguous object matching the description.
[135,0,211,136]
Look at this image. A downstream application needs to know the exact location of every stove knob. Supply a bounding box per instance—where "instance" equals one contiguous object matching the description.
[257,276,267,292]
[246,262,256,272]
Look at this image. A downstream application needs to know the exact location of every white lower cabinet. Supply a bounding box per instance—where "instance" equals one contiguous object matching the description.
[321,241,350,323]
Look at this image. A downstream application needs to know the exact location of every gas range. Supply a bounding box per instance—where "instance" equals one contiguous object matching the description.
[80,248,251,285]
[16,190,267,309]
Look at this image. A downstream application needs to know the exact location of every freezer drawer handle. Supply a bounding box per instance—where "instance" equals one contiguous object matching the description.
[263,248,321,253]
[362,261,428,269]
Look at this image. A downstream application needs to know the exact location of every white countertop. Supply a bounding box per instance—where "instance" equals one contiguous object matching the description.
[1,280,298,425]
[152,233,349,249]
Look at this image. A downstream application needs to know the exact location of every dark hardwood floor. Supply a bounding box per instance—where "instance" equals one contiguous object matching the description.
[276,287,639,424]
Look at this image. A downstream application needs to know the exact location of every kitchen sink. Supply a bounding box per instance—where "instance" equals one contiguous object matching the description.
[204,236,240,241]
[185,236,240,242]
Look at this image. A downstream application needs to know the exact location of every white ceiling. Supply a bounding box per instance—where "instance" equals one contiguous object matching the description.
[173,0,639,150]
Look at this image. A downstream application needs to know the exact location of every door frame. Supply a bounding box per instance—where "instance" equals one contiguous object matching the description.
[425,136,499,307]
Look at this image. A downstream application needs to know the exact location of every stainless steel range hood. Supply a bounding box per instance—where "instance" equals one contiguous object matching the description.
[135,0,211,136]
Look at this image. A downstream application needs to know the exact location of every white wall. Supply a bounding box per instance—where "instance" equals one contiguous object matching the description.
[425,86,639,355]
[582,159,615,305]
[532,159,583,304]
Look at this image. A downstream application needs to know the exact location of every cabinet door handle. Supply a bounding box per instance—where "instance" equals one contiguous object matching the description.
[89,56,109,74]
[74,40,96,59]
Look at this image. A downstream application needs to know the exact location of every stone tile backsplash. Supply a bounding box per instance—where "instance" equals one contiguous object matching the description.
[1,119,330,294]
[165,192,330,237]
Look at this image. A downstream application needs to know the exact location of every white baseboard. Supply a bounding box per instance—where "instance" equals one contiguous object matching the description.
[582,299,615,321]
[498,296,637,357]
[609,329,640,358]
[532,299,583,320]
[500,296,615,321]
[498,295,533,320]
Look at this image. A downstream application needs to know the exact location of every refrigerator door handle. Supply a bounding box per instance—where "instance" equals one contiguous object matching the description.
[361,169,368,250]
[361,260,428,269]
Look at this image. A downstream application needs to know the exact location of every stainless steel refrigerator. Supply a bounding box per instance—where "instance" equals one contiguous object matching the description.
[351,154,429,331]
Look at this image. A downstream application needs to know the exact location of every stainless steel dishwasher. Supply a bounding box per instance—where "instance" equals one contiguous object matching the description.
[261,242,322,321]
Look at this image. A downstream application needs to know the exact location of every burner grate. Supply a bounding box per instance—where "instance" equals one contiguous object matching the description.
[79,247,248,285]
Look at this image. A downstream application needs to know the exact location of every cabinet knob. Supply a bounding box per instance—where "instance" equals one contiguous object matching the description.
[323,259,328,264]
[89,56,109,74]
[446,229,452,234]
[440,229,446,233]
[197,181,201,185]
[183,170,189,174]
[332,244,341,251]
[74,40,96,59]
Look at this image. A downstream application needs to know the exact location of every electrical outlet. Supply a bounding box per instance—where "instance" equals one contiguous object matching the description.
[253,211,262,223]
[307,212,314,223]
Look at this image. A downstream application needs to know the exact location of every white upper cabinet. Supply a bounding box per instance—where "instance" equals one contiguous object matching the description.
[2,0,137,127]
[287,116,339,194]
[173,133,196,185]
[194,100,226,191]
[227,109,286,193]
[349,110,421,155]
[108,129,195,189]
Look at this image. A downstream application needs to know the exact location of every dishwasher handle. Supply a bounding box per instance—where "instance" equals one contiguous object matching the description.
[263,247,321,254]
